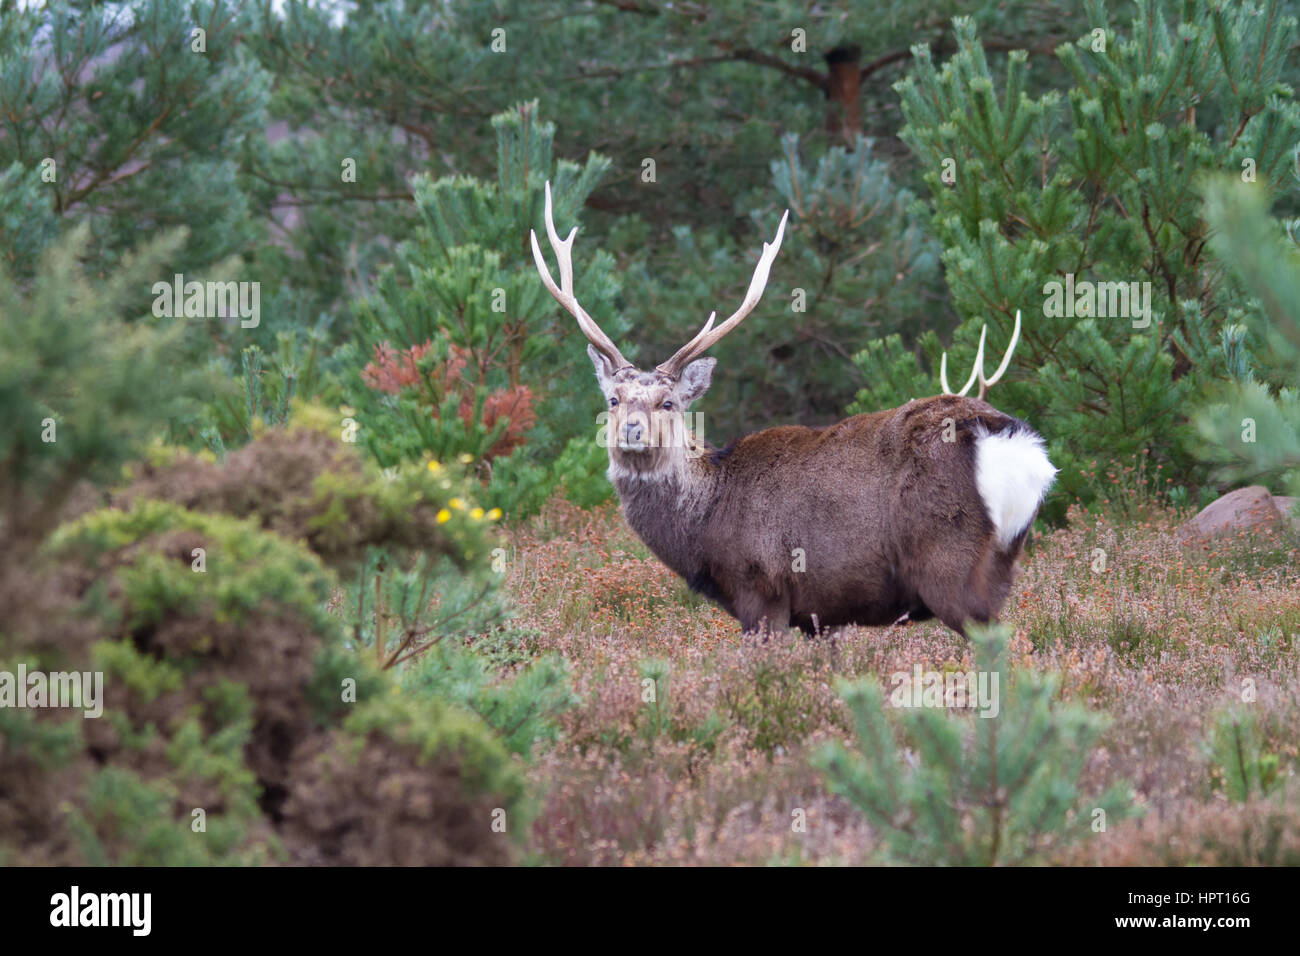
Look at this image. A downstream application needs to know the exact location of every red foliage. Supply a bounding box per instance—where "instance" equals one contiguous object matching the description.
[361,341,436,394]
[479,385,537,459]
[362,340,536,461]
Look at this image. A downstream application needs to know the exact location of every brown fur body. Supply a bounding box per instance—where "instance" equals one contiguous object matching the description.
[610,394,1029,635]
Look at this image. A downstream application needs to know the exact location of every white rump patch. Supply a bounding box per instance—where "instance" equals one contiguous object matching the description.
[973,426,1058,548]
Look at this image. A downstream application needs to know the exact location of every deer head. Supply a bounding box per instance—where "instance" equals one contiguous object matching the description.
[530,181,788,478]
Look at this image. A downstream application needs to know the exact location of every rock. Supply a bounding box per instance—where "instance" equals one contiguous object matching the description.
[1178,485,1283,541]
[1274,496,1299,530]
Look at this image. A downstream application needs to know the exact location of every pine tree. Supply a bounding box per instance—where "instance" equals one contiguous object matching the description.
[243,1,1088,435]
[0,0,271,276]
[341,101,623,515]
[0,226,196,555]
[1194,178,1300,498]
[853,2,1300,514]
[815,623,1135,865]
[1205,701,1282,803]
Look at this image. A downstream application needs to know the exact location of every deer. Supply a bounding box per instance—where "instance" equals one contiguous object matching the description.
[529,182,1057,637]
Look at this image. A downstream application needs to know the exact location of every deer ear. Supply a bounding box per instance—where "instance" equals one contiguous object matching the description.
[677,357,716,406]
[587,344,618,391]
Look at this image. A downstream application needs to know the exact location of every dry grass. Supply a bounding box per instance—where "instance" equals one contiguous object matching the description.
[496,493,1300,865]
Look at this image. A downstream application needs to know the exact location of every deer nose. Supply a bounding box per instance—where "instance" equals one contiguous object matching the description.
[623,422,644,445]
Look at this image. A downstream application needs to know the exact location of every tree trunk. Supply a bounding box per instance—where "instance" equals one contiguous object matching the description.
[825,45,862,145]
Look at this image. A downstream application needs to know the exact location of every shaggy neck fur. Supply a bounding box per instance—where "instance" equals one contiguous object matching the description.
[608,433,721,581]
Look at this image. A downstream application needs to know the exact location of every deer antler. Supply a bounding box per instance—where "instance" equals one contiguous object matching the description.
[939,309,1022,400]
[530,181,631,372]
[656,209,789,379]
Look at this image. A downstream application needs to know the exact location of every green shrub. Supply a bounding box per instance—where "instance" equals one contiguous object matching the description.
[0,226,197,555]
[1205,704,1284,803]
[815,624,1136,865]
[1194,179,1300,498]
[279,693,529,866]
[342,101,620,519]
[400,642,575,759]
[1,414,555,864]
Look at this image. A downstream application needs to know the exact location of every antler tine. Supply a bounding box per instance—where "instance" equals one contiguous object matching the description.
[656,209,789,378]
[529,181,630,371]
[939,310,1022,399]
[976,309,1021,399]
[940,325,986,397]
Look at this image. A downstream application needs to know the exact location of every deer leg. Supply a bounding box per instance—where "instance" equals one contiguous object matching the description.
[913,537,1021,639]
[888,601,934,629]
[912,586,994,640]
[737,592,791,636]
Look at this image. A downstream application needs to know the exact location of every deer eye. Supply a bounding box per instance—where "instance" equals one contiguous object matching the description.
[609,397,618,407]
[662,400,674,411]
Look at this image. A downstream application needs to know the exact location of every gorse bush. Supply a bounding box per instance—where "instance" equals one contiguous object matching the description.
[0,238,572,863]
[6,0,1300,870]
[116,411,500,574]
[120,411,513,670]
[1,425,566,864]
[815,624,1136,865]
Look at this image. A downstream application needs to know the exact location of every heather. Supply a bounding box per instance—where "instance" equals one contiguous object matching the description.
[506,491,1300,865]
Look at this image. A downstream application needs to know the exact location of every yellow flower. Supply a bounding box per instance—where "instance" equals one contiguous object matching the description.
[436,508,451,524]
[487,508,502,521]
[458,452,474,464]
[427,460,441,473]
[449,497,465,510]
[470,507,485,520]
